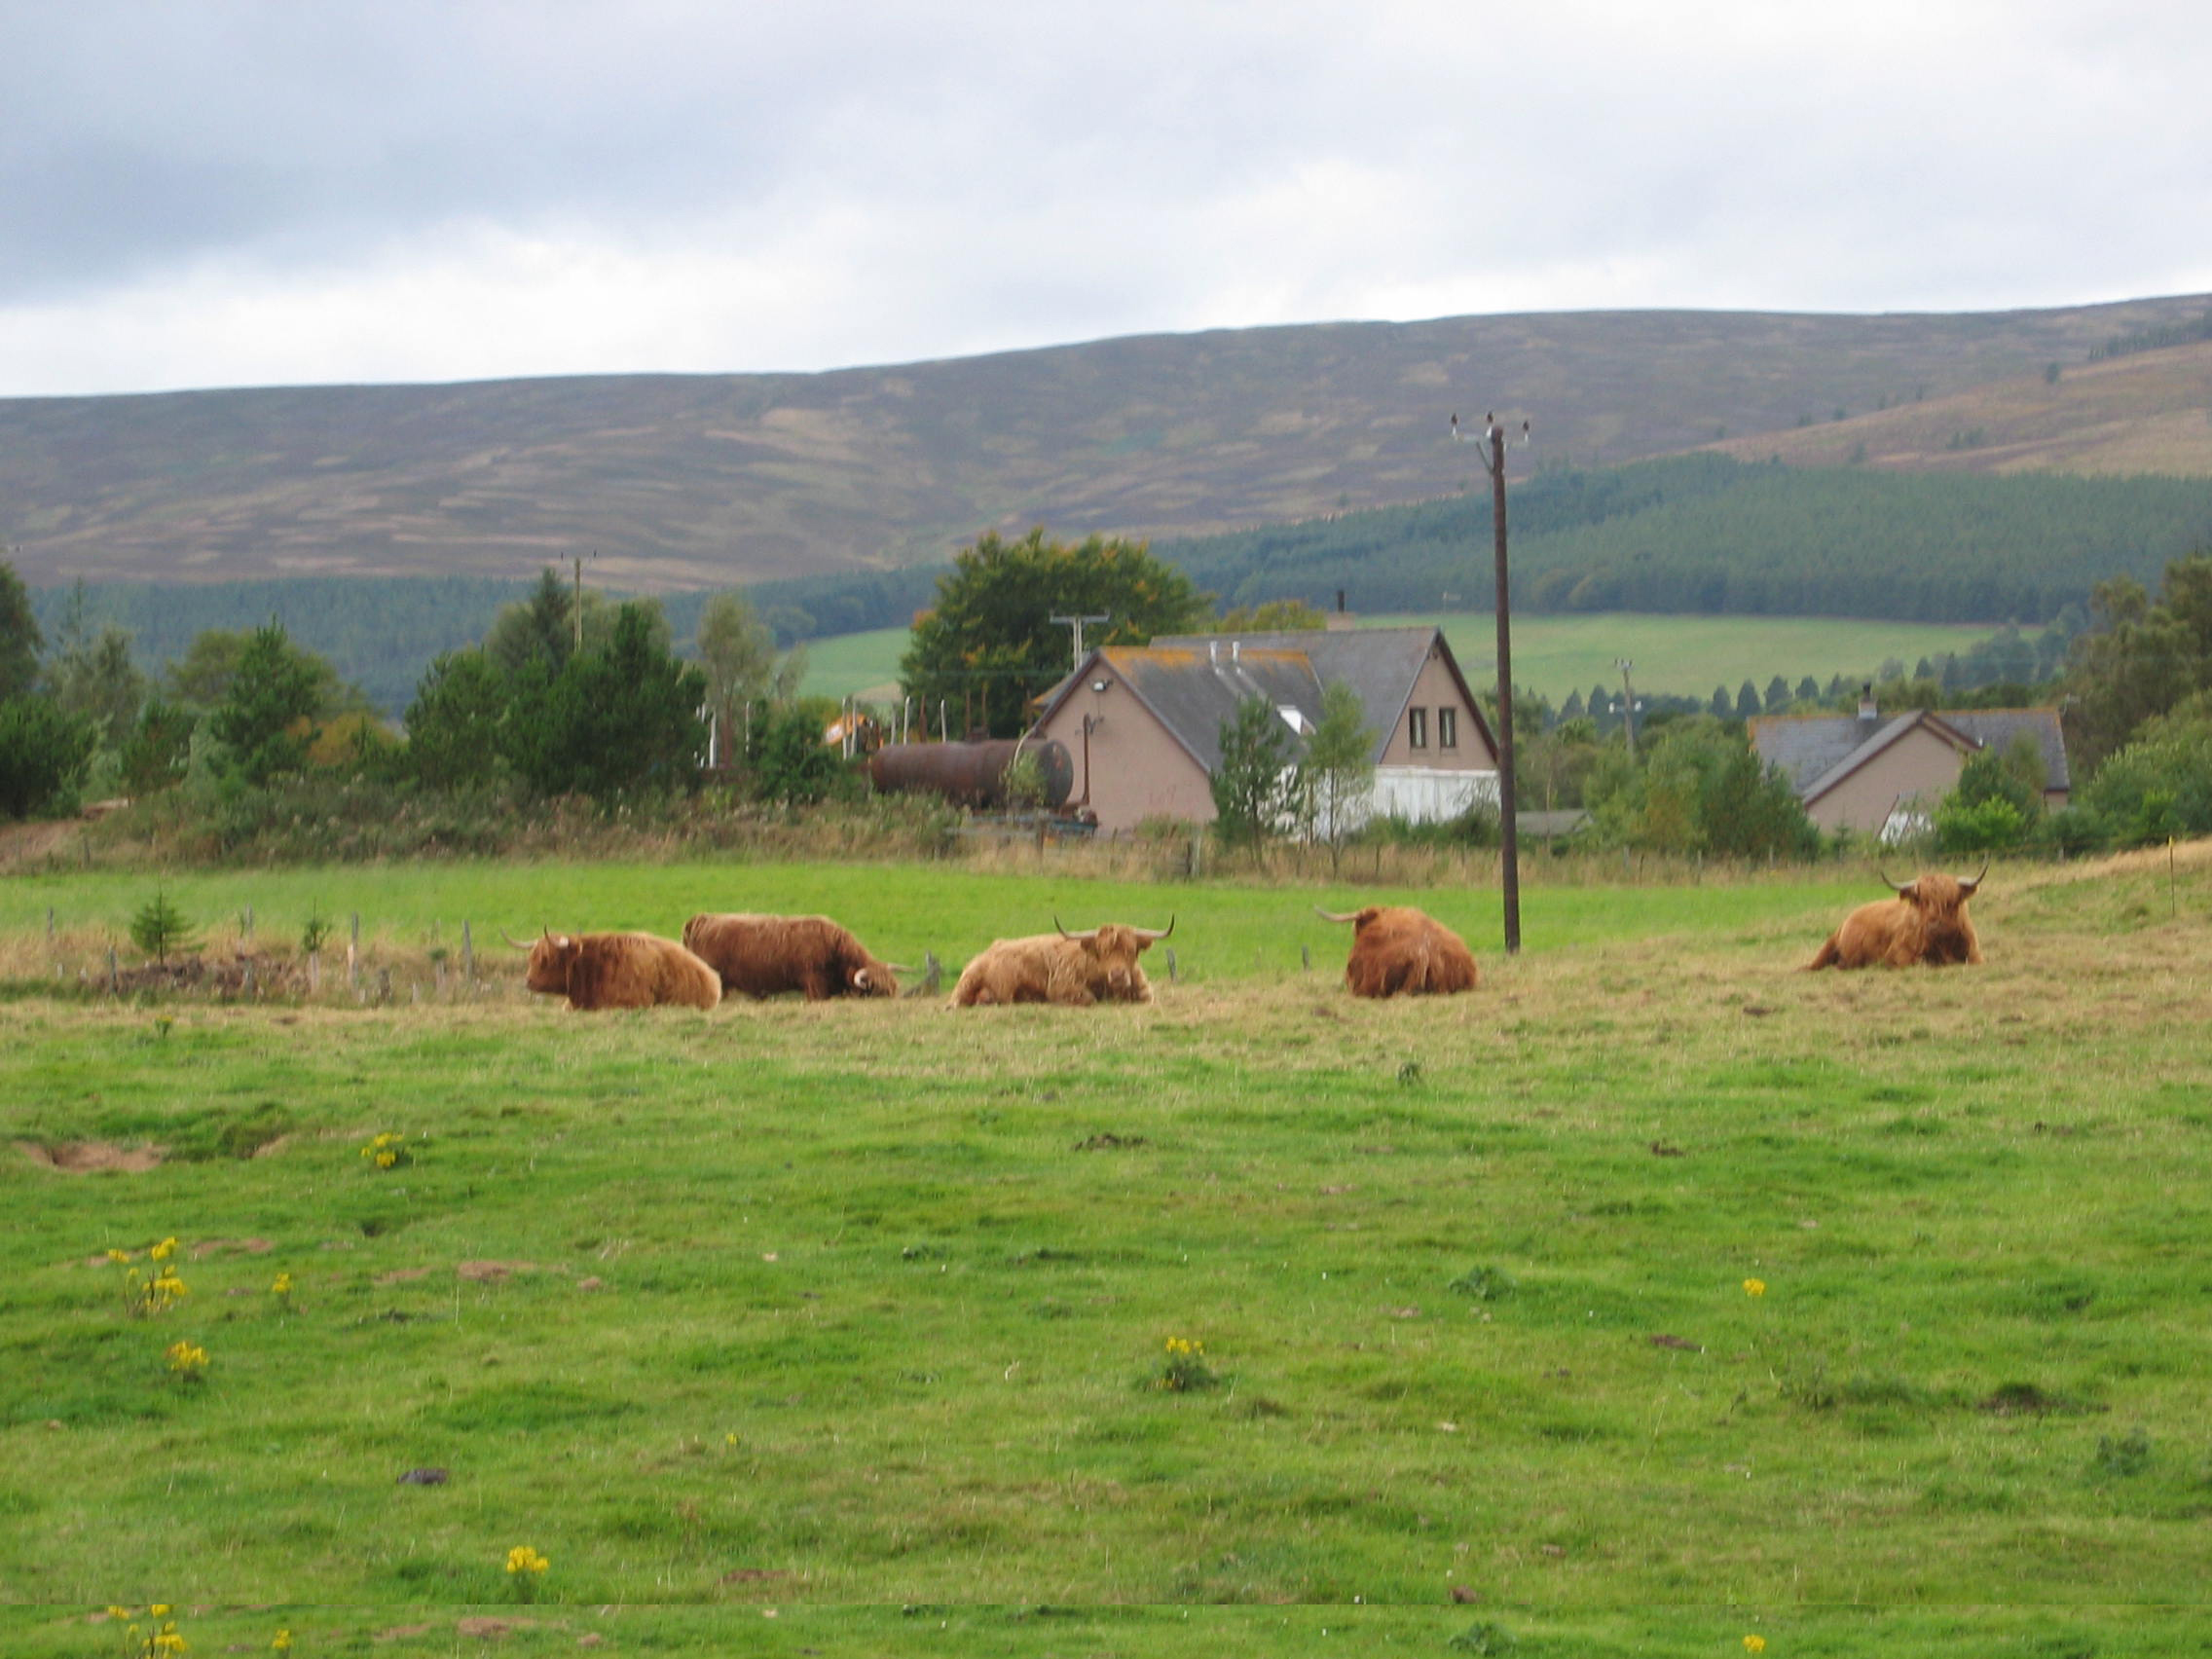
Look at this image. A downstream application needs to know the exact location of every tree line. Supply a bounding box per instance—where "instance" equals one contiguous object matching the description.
[1160,456,2212,624]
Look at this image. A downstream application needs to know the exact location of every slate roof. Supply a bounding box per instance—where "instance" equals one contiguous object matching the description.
[1085,644,1324,774]
[1748,706,2070,803]
[1142,627,1496,765]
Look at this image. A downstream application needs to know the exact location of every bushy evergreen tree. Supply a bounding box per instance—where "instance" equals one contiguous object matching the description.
[207,622,325,785]
[0,695,96,819]
[516,605,708,799]
[0,565,41,702]
[403,648,516,791]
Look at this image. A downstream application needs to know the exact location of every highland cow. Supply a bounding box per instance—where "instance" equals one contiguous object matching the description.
[682,912,899,1001]
[1806,867,1986,970]
[949,918,1172,1007]
[1316,905,1480,998]
[518,930,722,1011]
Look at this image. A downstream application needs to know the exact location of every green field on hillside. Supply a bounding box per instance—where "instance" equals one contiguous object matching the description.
[798,613,2010,706]
[2,853,2209,1653]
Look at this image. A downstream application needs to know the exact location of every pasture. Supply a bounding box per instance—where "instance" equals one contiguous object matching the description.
[2,854,2209,1656]
[794,613,2009,706]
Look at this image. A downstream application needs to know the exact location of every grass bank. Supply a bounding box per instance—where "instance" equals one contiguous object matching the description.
[0,853,2206,1654]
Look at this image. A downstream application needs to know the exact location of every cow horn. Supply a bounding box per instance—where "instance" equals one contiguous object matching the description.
[881,962,914,975]
[1955,861,1988,896]
[499,929,535,950]
[1054,916,1099,942]
[1877,868,1914,896]
[1313,905,1361,924]
[1131,916,1175,941]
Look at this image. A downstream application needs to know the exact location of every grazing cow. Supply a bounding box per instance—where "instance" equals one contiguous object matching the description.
[1315,905,1480,998]
[949,918,1172,1007]
[518,930,722,1011]
[681,912,900,1001]
[1806,867,1986,970]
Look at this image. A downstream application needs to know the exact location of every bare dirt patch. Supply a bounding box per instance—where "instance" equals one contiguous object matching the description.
[18,1140,162,1174]
[457,1260,541,1282]
[455,1618,537,1639]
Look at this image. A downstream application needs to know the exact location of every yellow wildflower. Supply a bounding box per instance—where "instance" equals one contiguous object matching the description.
[1743,1278,1766,1298]
[272,1630,293,1652]
[106,1248,132,1265]
[150,1237,178,1262]
[1744,1638,1767,1654]
[505,1544,550,1574]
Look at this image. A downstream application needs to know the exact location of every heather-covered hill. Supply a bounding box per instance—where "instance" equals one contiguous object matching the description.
[6,294,2209,593]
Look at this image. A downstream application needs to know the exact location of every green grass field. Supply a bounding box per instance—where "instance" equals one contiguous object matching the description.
[797,614,2010,706]
[2,854,2208,1655]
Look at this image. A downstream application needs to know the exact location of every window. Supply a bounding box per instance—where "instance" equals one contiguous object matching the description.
[1407,707,1427,749]
[1438,707,1457,750]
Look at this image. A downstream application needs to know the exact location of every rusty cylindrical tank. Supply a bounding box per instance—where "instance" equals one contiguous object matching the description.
[866,738,1074,810]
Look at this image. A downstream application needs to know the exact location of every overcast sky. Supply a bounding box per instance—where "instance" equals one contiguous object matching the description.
[3,0,2207,398]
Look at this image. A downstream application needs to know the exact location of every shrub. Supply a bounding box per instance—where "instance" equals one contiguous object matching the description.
[2081,693,2212,844]
[1934,793,2030,855]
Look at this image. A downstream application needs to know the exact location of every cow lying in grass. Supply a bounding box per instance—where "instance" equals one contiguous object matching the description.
[1315,905,1480,998]
[518,930,722,1011]
[1806,868,1986,970]
[682,912,900,1001]
[949,919,1172,1007]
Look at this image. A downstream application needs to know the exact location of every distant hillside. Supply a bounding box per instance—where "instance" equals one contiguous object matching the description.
[6,294,2211,593]
[1708,339,2212,475]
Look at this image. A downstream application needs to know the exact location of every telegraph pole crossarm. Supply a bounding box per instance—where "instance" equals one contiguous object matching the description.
[1051,611,1111,671]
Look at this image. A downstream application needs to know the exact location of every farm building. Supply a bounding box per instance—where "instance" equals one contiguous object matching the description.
[1749,692,2070,838]
[1028,625,1498,835]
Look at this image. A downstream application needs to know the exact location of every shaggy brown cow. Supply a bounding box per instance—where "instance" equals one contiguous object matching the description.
[1806,867,1986,970]
[949,918,1172,1007]
[519,931,722,1011]
[1316,905,1480,998]
[681,912,900,1001]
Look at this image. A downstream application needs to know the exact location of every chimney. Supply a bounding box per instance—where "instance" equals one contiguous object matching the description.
[1858,682,1879,728]
[1325,588,1357,632]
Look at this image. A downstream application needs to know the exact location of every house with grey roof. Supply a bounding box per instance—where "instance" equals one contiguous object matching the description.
[1749,691,2070,838]
[1028,625,1498,834]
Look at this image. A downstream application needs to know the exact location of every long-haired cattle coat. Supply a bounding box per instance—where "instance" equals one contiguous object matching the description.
[949,920,1171,1007]
[1317,905,1480,998]
[1806,869,1986,970]
[524,931,722,1011]
[682,912,899,1000]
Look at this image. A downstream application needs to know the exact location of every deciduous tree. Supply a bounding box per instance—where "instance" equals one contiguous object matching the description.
[902,529,1211,739]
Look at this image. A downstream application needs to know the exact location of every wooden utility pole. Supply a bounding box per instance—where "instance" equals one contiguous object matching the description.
[1616,657,1640,758]
[1456,412,1529,955]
